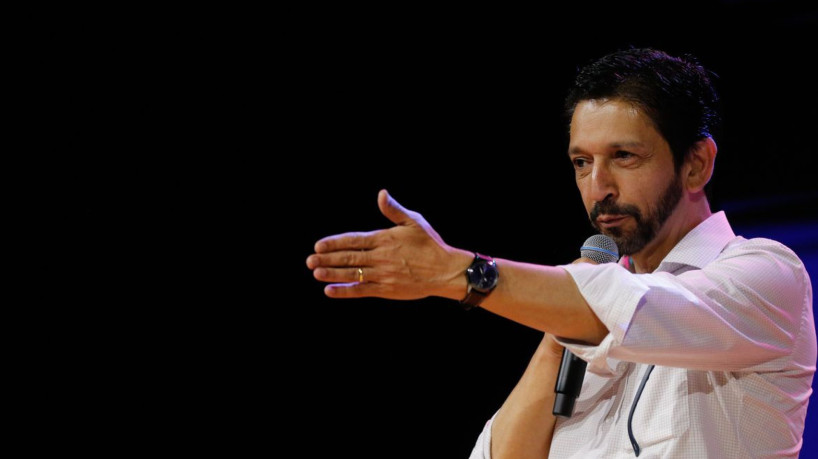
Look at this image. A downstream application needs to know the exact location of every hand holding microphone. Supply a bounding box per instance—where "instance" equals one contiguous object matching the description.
[553,234,619,417]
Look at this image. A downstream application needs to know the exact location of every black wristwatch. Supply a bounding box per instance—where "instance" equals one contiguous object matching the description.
[460,253,499,310]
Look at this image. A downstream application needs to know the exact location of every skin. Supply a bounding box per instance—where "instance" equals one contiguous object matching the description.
[569,99,716,273]
[305,98,717,458]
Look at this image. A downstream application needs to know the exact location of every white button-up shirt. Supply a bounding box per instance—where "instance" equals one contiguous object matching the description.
[470,211,815,458]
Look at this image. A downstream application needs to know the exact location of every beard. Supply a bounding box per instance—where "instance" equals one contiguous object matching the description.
[589,172,683,255]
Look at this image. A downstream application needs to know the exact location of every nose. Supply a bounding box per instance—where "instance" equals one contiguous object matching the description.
[587,161,617,204]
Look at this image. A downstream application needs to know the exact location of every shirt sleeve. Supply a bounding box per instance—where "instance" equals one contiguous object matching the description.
[468,414,495,459]
[556,238,811,374]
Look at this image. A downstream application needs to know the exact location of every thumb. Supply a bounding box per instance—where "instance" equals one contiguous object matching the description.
[378,189,414,226]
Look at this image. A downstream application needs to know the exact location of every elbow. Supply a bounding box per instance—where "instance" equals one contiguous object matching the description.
[563,311,609,346]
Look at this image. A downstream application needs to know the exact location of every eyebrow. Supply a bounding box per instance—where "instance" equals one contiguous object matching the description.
[568,141,646,156]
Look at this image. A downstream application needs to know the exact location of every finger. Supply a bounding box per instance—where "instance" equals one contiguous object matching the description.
[313,267,373,284]
[324,282,384,298]
[315,230,379,253]
[378,189,414,226]
[306,250,371,270]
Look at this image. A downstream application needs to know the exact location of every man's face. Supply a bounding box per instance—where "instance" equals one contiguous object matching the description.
[568,99,683,255]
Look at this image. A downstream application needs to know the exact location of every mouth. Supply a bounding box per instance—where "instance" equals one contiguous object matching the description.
[596,215,629,229]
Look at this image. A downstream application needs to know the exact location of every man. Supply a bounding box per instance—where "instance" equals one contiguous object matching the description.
[305,48,815,457]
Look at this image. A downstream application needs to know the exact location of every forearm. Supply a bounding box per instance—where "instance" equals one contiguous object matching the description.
[441,251,608,345]
[490,335,562,459]
[308,192,607,345]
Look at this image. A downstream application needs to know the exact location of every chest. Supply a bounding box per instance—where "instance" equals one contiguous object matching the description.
[553,362,690,455]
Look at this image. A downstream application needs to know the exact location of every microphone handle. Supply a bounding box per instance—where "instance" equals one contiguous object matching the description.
[553,348,588,417]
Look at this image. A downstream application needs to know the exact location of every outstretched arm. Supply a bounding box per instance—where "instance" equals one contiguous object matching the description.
[306,189,607,344]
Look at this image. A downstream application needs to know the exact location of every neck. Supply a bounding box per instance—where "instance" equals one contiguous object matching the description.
[630,195,712,273]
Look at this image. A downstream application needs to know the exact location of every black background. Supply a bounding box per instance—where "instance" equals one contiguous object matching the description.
[48,2,817,457]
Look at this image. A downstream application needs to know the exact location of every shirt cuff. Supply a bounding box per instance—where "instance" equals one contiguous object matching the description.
[556,262,649,375]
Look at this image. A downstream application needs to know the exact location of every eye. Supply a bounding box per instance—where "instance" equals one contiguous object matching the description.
[615,150,634,159]
[572,157,588,169]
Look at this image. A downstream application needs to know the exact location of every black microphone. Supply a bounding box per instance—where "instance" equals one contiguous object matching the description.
[553,234,619,417]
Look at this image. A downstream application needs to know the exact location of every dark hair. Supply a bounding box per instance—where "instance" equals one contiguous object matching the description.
[564,48,721,171]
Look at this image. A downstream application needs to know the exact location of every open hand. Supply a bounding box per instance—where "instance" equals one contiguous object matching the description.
[306,190,472,300]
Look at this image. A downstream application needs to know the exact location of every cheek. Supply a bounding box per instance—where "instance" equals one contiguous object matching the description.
[620,184,652,214]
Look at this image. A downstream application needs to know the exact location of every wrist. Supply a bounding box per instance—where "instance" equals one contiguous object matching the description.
[536,335,567,362]
[460,252,499,309]
[438,248,475,301]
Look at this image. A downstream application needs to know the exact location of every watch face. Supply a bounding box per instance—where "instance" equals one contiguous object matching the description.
[468,258,498,291]
[477,264,498,289]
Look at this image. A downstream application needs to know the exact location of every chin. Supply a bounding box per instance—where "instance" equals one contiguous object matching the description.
[606,229,646,256]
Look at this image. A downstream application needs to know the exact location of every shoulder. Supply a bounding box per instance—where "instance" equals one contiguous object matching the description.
[721,236,805,269]
[712,236,811,303]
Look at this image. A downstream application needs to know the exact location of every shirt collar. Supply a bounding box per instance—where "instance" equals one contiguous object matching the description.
[654,211,736,272]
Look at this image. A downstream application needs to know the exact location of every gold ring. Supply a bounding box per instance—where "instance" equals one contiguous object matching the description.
[357,267,364,283]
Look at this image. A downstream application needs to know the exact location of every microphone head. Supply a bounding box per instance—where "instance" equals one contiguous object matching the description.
[580,234,619,264]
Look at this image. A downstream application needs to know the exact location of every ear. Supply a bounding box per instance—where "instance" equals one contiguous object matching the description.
[683,137,717,193]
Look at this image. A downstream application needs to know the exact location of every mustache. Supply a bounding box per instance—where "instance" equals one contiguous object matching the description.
[589,199,642,223]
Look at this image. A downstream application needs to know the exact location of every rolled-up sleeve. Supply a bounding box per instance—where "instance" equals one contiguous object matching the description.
[556,238,810,374]
[555,262,648,374]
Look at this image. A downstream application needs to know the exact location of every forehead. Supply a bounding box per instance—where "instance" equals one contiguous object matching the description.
[569,99,666,154]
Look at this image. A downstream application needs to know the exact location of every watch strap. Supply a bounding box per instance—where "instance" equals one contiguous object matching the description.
[460,288,488,310]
